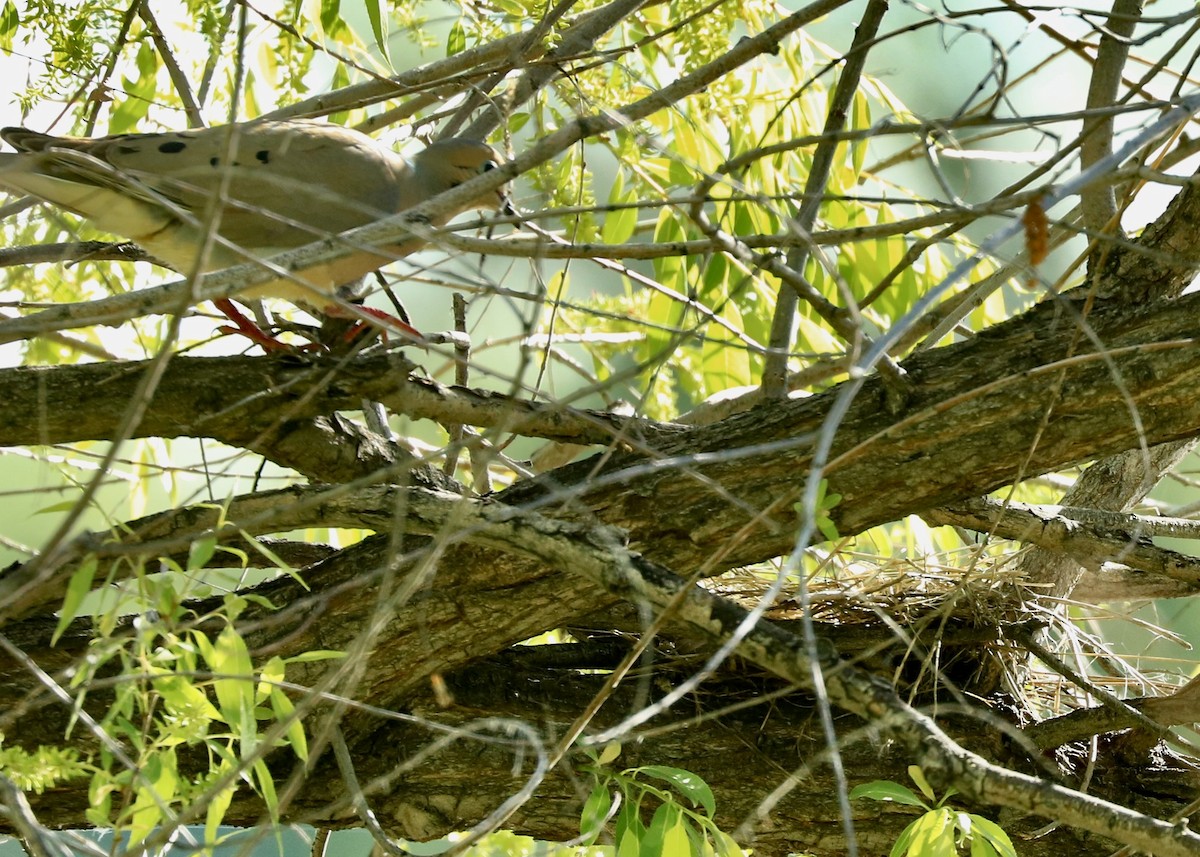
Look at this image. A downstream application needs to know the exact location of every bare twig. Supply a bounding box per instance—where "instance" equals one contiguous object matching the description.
[138,0,204,128]
[760,0,890,400]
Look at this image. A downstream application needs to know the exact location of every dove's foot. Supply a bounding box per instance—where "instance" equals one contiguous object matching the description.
[212,299,423,354]
[322,303,425,346]
[213,299,311,353]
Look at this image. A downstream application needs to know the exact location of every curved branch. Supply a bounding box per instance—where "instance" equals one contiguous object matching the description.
[0,241,153,268]
[0,354,680,461]
[923,497,1200,592]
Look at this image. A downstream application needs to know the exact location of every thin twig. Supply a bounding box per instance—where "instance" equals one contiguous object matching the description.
[760,0,889,400]
[138,0,204,127]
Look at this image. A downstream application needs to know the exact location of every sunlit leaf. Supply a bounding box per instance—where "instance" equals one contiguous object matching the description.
[270,689,307,762]
[362,0,389,65]
[908,809,955,857]
[200,625,255,741]
[204,775,236,845]
[252,758,279,821]
[320,0,342,31]
[850,779,928,809]
[0,1,18,51]
[663,816,693,857]
[602,179,638,245]
[446,18,465,56]
[908,766,934,801]
[598,741,622,765]
[968,815,1017,857]
[641,801,679,856]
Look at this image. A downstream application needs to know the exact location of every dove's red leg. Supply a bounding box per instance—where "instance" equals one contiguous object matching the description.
[322,303,424,343]
[213,298,294,353]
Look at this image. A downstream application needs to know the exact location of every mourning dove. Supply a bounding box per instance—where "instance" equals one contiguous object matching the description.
[0,119,507,344]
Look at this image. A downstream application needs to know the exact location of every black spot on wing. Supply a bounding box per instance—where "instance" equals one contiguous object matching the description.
[255,150,270,164]
[158,141,187,154]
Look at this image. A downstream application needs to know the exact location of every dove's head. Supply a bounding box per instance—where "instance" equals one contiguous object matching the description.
[413,138,509,219]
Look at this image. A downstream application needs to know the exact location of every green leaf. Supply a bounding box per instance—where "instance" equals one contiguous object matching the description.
[615,800,645,851]
[0,1,18,51]
[617,829,640,857]
[636,765,716,815]
[712,829,742,856]
[889,817,920,857]
[258,656,285,703]
[908,766,935,801]
[319,0,342,31]
[851,90,870,176]
[153,674,221,722]
[283,649,347,664]
[642,802,679,856]
[641,287,686,364]
[204,776,236,845]
[446,18,465,56]
[35,500,82,515]
[112,41,156,133]
[850,780,928,809]
[909,809,955,857]
[602,175,638,245]
[663,816,693,857]
[202,626,255,740]
[971,836,999,857]
[188,536,217,571]
[223,593,248,622]
[240,593,280,611]
[53,556,97,645]
[650,211,688,291]
[86,774,114,827]
[212,541,248,569]
[579,781,612,844]
[243,534,306,586]
[598,741,622,766]
[270,688,308,762]
[362,0,390,66]
[252,758,279,822]
[701,301,751,395]
[967,815,1017,857]
[127,749,178,846]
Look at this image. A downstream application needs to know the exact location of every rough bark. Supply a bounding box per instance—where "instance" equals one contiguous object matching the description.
[3,287,1200,854]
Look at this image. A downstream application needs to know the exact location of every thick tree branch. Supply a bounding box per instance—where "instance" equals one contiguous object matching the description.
[0,355,681,473]
[923,497,1200,593]
[7,485,1200,854]
[6,293,1200,610]
[0,241,152,268]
